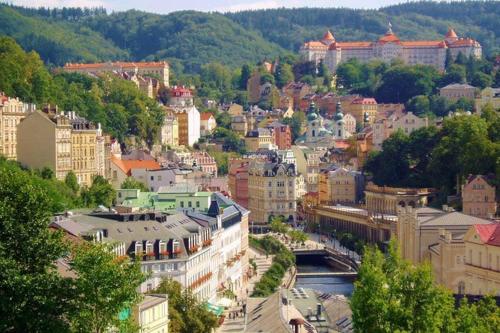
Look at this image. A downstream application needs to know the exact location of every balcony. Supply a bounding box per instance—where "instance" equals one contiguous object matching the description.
[188,245,200,255]
[203,239,212,247]
[188,272,213,289]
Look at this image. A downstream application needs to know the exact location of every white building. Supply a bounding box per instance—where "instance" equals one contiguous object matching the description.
[168,87,200,147]
[301,27,481,72]
[373,112,429,151]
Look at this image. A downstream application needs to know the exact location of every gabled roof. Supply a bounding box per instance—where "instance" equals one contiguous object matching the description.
[420,211,492,227]
[473,224,500,246]
[111,156,160,176]
[200,112,214,121]
[322,30,335,41]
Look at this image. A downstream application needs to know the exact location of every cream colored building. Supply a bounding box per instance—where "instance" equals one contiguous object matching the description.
[200,113,217,136]
[462,175,497,219]
[373,112,428,150]
[429,230,467,294]
[245,128,274,152]
[463,224,500,296]
[0,95,34,160]
[17,109,72,181]
[344,98,378,125]
[160,115,179,148]
[68,113,101,187]
[302,27,481,72]
[397,205,491,266]
[248,160,297,225]
[64,61,170,87]
[291,146,323,193]
[318,167,364,205]
[475,87,500,113]
[136,294,169,333]
[231,115,248,136]
[365,182,433,215]
[439,83,477,102]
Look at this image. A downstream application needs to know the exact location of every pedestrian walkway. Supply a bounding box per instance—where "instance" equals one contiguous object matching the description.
[216,247,273,333]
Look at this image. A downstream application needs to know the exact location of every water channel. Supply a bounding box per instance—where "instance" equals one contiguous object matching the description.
[294,253,355,296]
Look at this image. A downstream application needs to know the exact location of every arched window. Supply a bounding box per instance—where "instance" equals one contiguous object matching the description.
[312,130,316,137]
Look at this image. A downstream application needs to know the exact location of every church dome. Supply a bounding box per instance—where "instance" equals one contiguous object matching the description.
[307,112,318,121]
[333,101,344,121]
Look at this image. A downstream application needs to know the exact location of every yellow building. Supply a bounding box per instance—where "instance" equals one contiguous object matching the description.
[344,97,377,125]
[248,160,297,226]
[17,109,72,181]
[429,230,467,294]
[475,87,500,113]
[160,114,179,148]
[463,224,500,296]
[245,128,274,152]
[318,167,364,205]
[292,146,322,193]
[69,114,101,187]
[0,94,34,160]
[135,294,169,333]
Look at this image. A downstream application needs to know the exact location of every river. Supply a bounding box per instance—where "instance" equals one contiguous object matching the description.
[294,254,355,296]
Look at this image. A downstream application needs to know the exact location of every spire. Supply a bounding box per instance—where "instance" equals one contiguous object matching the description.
[387,21,393,35]
[445,27,458,40]
[322,30,335,41]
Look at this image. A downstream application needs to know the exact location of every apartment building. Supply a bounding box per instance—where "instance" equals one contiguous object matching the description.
[17,109,72,181]
[462,175,497,219]
[318,167,365,205]
[167,87,200,147]
[160,115,179,148]
[440,83,477,102]
[248,160,297,225]
[0,94,35,160]
[64,61,170,87]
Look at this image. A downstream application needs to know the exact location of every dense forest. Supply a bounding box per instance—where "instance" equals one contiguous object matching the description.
[0,1,498,74]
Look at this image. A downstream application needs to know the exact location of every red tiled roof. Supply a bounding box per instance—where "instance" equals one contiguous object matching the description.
[322,30,335,41]
[401,40,445,47]
[303,41,328,49]
[111,156,160,176]
[378,32,401,44]
[445,27,458,39]
[200,112,214,121]
[449,38,478,47]
[351,98,377,105]
[64,61,169,69]
[333,41,373,49]
[474,224,500,246]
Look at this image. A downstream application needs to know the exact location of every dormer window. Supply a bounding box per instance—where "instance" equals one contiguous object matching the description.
[135,241,143,256]
[145,241,154,259]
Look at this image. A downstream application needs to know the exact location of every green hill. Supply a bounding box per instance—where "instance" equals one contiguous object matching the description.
[0,1,498,74]
[226,1,500,56]
[0,5,128,65]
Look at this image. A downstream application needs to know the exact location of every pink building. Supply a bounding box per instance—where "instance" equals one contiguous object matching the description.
[191,151,218,177]
[266,121,292,150]
[462,175,497,219]
[228,159,250,208]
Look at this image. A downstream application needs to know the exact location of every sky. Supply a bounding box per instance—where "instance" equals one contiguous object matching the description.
[8,0,422,13]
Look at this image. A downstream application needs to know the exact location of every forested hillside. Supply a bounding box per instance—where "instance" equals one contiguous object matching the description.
[0,1,498,74]
[227,1,499,56]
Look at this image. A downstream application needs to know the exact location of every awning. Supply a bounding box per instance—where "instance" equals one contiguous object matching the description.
[206,302,224,316]
[215,297,234,308]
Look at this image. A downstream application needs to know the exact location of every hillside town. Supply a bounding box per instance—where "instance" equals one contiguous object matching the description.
[0,3,499,333]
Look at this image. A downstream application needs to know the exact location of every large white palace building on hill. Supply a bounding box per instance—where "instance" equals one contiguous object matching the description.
[300,25,482,72]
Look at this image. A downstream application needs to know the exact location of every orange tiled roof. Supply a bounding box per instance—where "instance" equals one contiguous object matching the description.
[401,40,446,47]
[111,156,160,176]
[322,30,335,41]
[333,41,373,49]
[445,27,458,39]
[449,38,478,47]
[64,61,169,69]
[303,41,328,49]
[378,32,401,44]
[200,112,214,121]
[352,97,377,105]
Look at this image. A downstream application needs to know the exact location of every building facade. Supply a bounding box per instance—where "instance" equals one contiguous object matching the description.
[266,121,292,150]
[64,61,170,87]
[439,83,477,101]
[168,87,200,147]
[200,113,217,136]
[248,160,297,225]
[160,115,179,148]
[462,175,497,219]
[17,109,72,181]
[245,128,275,152]
[301,27,481,72]
[0,94,34,160]
[318,167,365,205]
[475,87,500,113]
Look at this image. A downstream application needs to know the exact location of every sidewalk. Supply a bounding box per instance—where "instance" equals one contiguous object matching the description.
[216,247,273,333]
